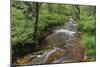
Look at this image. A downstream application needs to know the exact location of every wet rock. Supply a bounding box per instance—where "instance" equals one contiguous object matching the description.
[30,49,52,65]
[46,29,76,48]
[44,30,85,63]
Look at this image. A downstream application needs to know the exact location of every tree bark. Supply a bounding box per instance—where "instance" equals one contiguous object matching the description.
[33,2,39,44]
[57,4,61,15]
[47,3,53,14]
[73,5,80,20]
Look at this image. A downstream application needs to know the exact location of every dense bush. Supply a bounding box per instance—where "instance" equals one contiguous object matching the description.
[82,34,96,58]
[78,15,96,34]
[38,11,66,31]
[12,6,66,53]
[12,7,34,48]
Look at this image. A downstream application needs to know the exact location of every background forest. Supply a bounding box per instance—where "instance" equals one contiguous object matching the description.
[11,0,96,65]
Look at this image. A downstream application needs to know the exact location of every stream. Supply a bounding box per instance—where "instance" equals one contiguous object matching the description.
[14,19,86,65]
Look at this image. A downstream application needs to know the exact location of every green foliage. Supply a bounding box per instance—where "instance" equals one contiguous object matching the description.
[12,4,66,57]
[12,7,33,47]
[78,13,96,35]
[38,11,66,31]
[82,34,96,57]
[83,34,96,49]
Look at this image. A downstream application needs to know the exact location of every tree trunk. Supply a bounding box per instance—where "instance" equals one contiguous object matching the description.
[33,2,39,44]
[47,3,53,14]
[57,4,61,15]
[73,5,80,20]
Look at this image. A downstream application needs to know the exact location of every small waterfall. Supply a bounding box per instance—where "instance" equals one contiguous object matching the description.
[31,19,84,64]
[43,19,84,63]
[54,29,76,39]
[48,18,78,48]
[64,19,77,32]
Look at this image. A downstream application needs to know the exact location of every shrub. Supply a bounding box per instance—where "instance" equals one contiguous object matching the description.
[82,34,96,57]
[12,7,33,47]
[78,15,96,35]
[38,11,66,31]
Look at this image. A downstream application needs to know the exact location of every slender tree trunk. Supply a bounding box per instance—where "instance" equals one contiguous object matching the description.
[88,6,96,16]
[47,3,53,14]
[33,2,39,44]
[75,5,80,20]
[73,5,80,20]
[58,4,61,15]
[93,6,96,17]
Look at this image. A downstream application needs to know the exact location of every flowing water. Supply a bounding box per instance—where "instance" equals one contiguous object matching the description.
[15,19,85,65]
